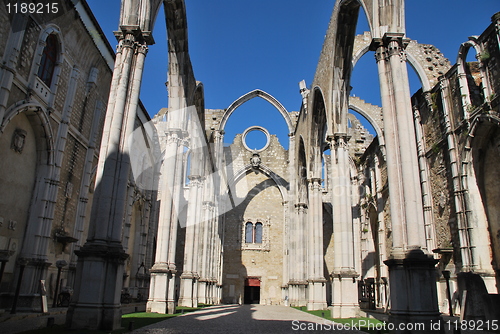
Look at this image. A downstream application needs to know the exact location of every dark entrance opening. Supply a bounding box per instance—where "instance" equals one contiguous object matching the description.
[244,277,260,304]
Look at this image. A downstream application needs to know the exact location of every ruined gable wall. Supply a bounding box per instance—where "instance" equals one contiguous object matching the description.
[221,129,288,305]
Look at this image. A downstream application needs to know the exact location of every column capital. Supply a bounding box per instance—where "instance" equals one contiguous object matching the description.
[115,25,155,45]
[202,200,214,208]
[188,175,203,187]
[307,178,322,187]
[370,33,410,62]
[328,133,350,149]
[136,43,149,56]
[295,202,308,212]
[162,128,187,145]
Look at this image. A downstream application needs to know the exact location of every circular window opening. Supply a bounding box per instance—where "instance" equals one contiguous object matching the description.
[242,126,270,152]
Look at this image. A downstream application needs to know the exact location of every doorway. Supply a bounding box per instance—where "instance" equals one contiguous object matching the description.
[244,277,260,304]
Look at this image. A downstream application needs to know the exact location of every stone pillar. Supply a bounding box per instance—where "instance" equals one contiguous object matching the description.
[329,135,359,318]
[147,128,185,314]
[197,199,213,305]
[307,178,327,310]
[293,203,308,306]
[371,33,440,330]
[66,30,148,330]
[179,175,203,307]
[413,103,437,253]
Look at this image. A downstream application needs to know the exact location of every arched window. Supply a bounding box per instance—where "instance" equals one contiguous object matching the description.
[37,34,58,87]
[245,222,253,243]
[254,223,263,243]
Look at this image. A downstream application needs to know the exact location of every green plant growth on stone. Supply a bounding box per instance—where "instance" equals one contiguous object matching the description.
[431,92,439,111]
[479,51,490,62]
[432,143,440,154]
[465,104,476,114]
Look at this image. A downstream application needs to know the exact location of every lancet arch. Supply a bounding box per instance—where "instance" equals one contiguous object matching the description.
[348,99,385,148]
[219,89,294,134]
[1,103,54,166]
[228,163,289,203]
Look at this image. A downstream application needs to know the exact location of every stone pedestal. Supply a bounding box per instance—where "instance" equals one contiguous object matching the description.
[197,280,207,304]
[147,265,176,314]
[178,275,196,307]
[288,281,307,307]
[66,243,128,330]
[384,250,441,332]
[307,280,327,310]
[331,272,360,318]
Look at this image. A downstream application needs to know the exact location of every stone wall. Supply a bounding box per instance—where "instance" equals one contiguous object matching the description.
[221,127,288,305]
[0,2,156,309]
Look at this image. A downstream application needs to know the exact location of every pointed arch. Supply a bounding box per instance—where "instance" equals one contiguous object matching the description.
[297,136,308,204]
[0,103,54,166]
[348,99,385,149]
[219,89,294,134]
[462,114,500,274]
[310,87,328,176]
[228,163,289,203]
[352,34,434,93]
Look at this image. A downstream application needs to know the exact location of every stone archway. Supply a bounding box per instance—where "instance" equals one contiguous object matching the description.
[219,89,294,134]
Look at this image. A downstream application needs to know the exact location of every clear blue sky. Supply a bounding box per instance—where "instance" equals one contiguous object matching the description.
[86,0,499,149]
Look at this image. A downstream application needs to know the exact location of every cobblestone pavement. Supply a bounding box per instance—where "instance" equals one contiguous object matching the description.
[131,304,367,334]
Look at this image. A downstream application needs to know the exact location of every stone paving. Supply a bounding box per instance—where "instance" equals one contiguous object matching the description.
[0,308,67,334]
[131,304,367,334]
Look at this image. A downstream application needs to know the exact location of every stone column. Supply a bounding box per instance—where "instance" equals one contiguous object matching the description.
[147,129,185,314]
[329,135,359,318]
[292,203,308,306]
[179,175,202,307]
[66,30,148,330]
[413,103,437,253]
[197,199,212,305]
[371,33,440,329]
[307,178,327,310]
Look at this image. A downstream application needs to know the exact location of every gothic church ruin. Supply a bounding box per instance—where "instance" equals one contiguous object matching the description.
[0,0,499,331]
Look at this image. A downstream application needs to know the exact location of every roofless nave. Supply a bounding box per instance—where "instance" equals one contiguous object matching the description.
[0,1,499,332]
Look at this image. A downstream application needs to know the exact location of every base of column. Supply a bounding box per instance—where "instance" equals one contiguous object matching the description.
[307,280,327,310]
[331,271,360,318]
[147,300,175,314]
[385,249,441,333]
[198,280,207,304]
[178,276,195,307]
[288,281,308,306]
[66,242,128,330]
[67,303,124,330]
[147,265,176,314]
